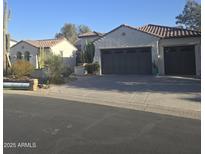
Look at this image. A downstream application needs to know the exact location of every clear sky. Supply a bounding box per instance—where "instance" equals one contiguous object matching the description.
[8,0,201,41]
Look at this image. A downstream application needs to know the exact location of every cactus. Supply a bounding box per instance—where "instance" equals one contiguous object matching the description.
[39,47,45,69]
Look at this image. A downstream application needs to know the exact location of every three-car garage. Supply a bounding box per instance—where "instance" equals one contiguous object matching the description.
[101,45,197,75]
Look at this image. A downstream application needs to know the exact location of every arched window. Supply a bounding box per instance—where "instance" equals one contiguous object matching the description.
[17,52,22,60]
[24,51,30,61]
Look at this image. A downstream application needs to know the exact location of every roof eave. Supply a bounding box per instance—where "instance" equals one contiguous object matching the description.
[93,24,162,44]
[162,35,201,39]
[11,40,39,49]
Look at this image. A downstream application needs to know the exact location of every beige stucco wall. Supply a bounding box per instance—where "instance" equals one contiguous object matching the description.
[158,37,201,75]
[10,41,39,68]
[50,39,77,69]
[93,26,160,75]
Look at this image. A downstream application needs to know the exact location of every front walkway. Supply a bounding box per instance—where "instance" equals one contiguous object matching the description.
[4,75,201,119]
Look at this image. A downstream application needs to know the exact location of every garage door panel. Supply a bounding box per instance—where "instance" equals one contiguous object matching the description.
[125,52,135,74]
[139,50,152,74]
[118,52,126,74]
[164,46,196,75]
[102,53,113,74]
[164,49,179,74]
[112,52,124,74]
[112,53,119,74]
[101,48,152,74]
[181,50,196,74]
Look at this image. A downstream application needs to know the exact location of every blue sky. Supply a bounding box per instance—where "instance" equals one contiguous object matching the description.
[8,0,201,41]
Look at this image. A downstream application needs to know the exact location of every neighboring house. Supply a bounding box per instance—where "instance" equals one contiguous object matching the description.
[93,24,201,76]
[75,31,103,63]
[10,39,18,47]
[76,31,103,51]
[10,37,77,69]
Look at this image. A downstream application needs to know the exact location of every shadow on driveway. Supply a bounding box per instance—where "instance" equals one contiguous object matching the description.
[66,75,201,94]
[180,95,201,102]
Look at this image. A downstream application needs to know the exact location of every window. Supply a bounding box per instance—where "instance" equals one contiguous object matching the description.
[17,52,22,60]
[24,51,30,61]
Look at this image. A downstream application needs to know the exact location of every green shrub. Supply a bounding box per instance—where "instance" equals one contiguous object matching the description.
[11,60,34,78]
[45,55,65,84]
[85,62,99,74]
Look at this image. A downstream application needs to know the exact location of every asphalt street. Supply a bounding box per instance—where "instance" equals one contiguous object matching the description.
[4,94,201,154]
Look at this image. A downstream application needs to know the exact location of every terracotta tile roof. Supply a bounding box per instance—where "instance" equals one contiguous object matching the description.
[25,37,65,48]
[136,24,201,38]
[78,31,103,38]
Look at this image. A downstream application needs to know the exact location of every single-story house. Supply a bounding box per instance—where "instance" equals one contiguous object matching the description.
[10,37,77,69]
[75,31,103,63]
[93,24,201,76]
[75,31,104,52]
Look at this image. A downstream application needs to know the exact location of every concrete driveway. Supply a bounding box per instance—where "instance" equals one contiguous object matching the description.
[68,75,200,94]
[4,75,201,119]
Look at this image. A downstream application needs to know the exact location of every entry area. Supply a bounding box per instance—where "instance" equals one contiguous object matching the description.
[164,45,196,75]
[101,47,152,74]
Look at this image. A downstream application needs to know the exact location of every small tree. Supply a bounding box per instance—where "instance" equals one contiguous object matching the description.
[55,23,92,44]
[176,0,201,31]
[55,23,78,44]
[78,25,91,34]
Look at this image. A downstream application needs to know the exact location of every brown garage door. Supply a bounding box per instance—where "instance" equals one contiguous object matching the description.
[101,47,152,74]
[164,45,196,75]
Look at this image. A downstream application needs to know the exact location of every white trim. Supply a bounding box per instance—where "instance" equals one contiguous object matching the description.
[99,45,153,50]
[161,43,199,48]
